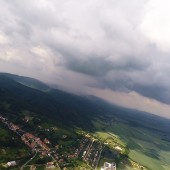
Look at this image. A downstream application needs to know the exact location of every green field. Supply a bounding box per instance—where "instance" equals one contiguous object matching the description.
[0,124,29,164]
[92,118,170,170]
[106,122,170,170]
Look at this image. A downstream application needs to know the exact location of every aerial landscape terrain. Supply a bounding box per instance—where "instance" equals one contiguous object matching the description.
[0,73,170,170]
[1,0,170,170]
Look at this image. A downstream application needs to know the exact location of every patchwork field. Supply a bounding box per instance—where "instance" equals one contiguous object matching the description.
[106,122,170,170]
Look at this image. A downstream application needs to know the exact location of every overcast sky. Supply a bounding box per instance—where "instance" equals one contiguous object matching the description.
[1,0,170,118]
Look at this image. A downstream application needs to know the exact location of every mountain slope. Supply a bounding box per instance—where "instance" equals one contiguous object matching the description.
[0,72,50,91]
[0,74,100,129]
[0,73,170,133]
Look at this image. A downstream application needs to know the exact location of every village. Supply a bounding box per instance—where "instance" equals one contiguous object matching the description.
[0,114,117,170]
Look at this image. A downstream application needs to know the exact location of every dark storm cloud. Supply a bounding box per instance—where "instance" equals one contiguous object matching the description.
[65,55,150,77]
[132,85,170,104]
[1,0,170,106]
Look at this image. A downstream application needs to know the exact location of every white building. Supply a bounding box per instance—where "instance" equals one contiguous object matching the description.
[101,162,116,170]
[115,146,123,152]
[7,161,17,167]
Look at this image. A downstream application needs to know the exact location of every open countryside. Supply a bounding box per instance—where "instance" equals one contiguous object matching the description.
[0,74,170,170]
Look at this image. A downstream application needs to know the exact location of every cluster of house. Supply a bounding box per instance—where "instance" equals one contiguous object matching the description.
[21,133,50,151]
[83,142,103,168]
[46,162,55,169]
[0,115,5,121]
[0,115,52,158]
[0,114,117,170]
[101,162,116,170]
[77,138,89,156]
[59,138,91,161]
[9,122,20,131]
[52,137,102,168]
[63,136,103,168]
[6,161,17,167]
[0,115,19,132]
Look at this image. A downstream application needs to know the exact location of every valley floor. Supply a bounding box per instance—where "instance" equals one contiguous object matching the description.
[1,110,170,170]
[93,118,170,170]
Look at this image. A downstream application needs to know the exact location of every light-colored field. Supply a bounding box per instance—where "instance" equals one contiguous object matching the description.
[106,123,170,170]
[92,119,170,170]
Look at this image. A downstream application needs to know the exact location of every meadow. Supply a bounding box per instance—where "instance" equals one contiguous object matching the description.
[106,122,170,170]
[92,116,170,170]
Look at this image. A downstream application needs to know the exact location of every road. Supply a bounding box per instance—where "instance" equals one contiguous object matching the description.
[95,146,105,170]
[20,151,38,170]
[84,140,94,160]
[51,155,61,170]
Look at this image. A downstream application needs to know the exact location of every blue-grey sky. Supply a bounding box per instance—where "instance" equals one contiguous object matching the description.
[1,0,170,118]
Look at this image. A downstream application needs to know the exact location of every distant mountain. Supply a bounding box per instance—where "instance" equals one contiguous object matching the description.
[0,73,103,129]
[0,72,170,133]
[0,72,50,91]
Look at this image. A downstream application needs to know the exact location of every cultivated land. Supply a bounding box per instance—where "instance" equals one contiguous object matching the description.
[108,123,170,170]
[92,118,170,170]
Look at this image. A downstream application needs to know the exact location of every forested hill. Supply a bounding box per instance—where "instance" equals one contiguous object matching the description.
[0,72,50,91]
[0,73,170,133]
[0,74,104,129]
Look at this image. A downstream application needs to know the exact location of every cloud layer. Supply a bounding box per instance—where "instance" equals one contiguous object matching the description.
[1,0,170,111]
